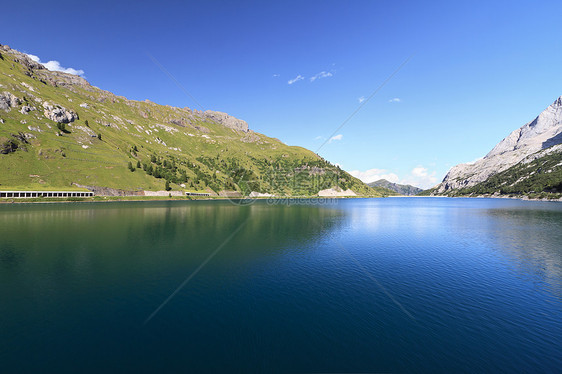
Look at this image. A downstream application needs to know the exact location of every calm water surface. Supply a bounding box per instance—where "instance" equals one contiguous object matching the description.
[1,198,561,373]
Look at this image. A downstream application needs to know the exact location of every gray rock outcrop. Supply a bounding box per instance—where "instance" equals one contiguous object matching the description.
[0,44,45,71]
[436,96,562,193]
[36,70,90,88]
[203,110,249,132]
[19,105,36,114]
[0,44,89,88]
[43,102,78,123]
[75,125,97,137]
[0,91,22,111]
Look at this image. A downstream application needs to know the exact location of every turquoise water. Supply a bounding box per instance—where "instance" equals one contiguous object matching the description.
[1,198,561,373]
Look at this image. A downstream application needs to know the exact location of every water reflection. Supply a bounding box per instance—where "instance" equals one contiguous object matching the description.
[1,199,561,373]
[0,201,344,287]
[484,206,562,297]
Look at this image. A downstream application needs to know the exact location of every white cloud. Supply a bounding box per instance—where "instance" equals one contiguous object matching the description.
[314,135,324,140]
[388,97,401,103]
[328,134,343,143]
[358,96,366,103]
[272,74,280,77]
[26,53,85,76]
[401,166,438,189]
[349,168,400,184]
[349,165,440,189]
[412,166,428,177]
[43,61,85,76]
[288,75,304,84]
[310,71,333,82]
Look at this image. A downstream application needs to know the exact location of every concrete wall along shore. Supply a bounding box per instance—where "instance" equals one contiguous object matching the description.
[0,191,94,198]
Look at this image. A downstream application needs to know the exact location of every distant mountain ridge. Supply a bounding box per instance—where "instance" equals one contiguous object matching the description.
[368,179,422,196]
[431,95,562,198]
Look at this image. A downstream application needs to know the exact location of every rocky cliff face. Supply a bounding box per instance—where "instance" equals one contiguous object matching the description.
[201,110,249,132]
[436,96,562,193]
[0,44,90,88]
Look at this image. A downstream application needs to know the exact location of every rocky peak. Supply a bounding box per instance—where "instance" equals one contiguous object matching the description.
[0,43,89,88]
[436,95,562,193]
[37,69,89,88]
[202,110,249,132]
[486,95,562,158]
[0,44,45,71]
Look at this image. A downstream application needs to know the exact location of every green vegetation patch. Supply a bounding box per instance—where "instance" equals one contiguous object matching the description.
[0,48,383,197]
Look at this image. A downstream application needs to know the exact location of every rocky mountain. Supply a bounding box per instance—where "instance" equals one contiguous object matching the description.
[0,43,389,197]
[433,96,562,198]
[368,179,422,196]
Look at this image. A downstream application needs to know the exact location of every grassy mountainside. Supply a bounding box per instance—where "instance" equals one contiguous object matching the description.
[442,148,562,199]
[0,44,387,196]
[367,179,421,196]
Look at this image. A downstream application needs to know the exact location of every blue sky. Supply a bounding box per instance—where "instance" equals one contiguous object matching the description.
[4,0,562,188]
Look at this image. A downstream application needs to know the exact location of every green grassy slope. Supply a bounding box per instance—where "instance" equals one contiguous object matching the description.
[0,44,389,196]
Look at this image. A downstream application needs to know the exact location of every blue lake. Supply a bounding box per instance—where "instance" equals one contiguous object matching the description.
[1,198,561,372]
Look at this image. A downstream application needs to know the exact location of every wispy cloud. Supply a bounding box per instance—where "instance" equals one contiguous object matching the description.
[310,71,333,82]
[328,134,343,143]
[388,97,401,103]
[314,135,325,141]
[288,75,304,85]
[314,54,414,154]
[26,53,85,76]
[272,74,280,77]
[358,96,366,103]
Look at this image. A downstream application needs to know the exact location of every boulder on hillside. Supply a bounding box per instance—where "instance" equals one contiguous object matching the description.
[0,92,22,111]
[0,138,18,154]
[19,105,36,114]
[43,102,78,123]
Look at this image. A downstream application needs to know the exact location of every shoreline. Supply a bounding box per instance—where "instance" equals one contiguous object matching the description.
[426,194,562,202]
[0,195,385,204]
[2,194,562,204]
